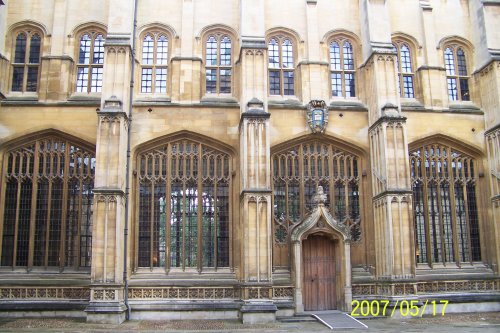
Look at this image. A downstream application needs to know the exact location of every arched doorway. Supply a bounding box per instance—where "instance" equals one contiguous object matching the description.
[303,234,337,310]
[291,186,352,313]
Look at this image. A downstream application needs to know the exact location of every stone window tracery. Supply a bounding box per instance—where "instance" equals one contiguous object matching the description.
[76,31,105,93]
[410,143,481,265]
[444,45,470,101]
[205,34,232,94]
[137,139,231,270]
[272,140,361,269]
[393,41,415,98]
[0,136,95,269]
[268,36,295,96]
[11,30,41,92]
[140,32,169,94]
[329,38,356,98]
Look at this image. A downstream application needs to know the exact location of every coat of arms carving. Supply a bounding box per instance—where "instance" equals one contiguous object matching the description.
[306,100,328,133]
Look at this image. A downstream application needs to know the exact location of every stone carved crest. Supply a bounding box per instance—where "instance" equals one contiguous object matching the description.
[306,100,328,133]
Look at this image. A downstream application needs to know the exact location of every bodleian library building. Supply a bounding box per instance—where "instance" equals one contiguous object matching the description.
[0,0,499,325]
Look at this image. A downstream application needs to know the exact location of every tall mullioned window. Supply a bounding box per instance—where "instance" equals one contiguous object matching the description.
[393,41,415,98]
[329,39,355,97]
[1,136,95,269]
[141,33,168,94]
[444,46,470,101]
[76,32,105,93]
[137,139,231,270]
[272,140,361,269]
[205,34,232,94]
[410,143,481,265]
[11,31,41,92]
[268,36,294,96]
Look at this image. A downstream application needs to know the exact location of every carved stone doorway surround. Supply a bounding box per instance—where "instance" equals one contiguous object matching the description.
[290,187,352,313]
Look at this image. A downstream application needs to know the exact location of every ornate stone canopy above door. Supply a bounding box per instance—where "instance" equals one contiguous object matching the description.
[290,186,352,313]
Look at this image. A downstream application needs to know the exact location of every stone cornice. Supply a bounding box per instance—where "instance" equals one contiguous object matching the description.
[41,55,74,62]
[485,123,500,136]
[372,190,413,202]
[369,115,407,132]
[170,56,203,62]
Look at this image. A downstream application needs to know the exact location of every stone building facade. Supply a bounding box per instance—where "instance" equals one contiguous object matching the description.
[0,0,499,324]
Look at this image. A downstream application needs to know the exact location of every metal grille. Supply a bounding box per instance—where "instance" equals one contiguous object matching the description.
[137,139,231,270]
[410,143,481,265]
[1,136,95,269]
[272,140,361,269]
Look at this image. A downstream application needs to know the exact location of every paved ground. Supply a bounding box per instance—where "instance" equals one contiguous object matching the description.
[0,312,499,332]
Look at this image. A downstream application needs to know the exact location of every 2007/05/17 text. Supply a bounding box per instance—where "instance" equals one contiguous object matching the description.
[351,300,449,317]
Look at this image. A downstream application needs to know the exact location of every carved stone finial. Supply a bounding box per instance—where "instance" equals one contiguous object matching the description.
[313,186,327,205]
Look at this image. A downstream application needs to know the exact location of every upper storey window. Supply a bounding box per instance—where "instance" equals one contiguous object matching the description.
[76,32,105,93]
[444,46,469,101]
[205,34,232,94]
[141,33,169,94]
[268,36,294,96]
[393,41,415,98]
[329,39,355,97]
[11,31,41,92]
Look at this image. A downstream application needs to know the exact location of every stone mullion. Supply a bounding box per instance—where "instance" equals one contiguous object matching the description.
[149,181,155,270]
[197,144,203,272]
[447,145,460,266]
[27,141,40,270]
[75,176,83,269]
[421,153,432,267]
[461,159,472,264]
[44,180,53,268]
[181,180,186,271]
[59,142,71,271]
[165,144,172,273]
[328,146,335,218]
[298,145,305,219]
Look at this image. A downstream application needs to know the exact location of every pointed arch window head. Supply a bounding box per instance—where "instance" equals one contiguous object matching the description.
[140,32,169,94]
[329,39,356,98]
[137,139,232,271]
[1,136,96,270]
[410,143,481,266]
[271,141,361,270]
[76,32,106,93]
[393,41,415,98]
[444,46,470,101]
[268,36,295,96]
[205,34,232,94]
[11,31,42,92]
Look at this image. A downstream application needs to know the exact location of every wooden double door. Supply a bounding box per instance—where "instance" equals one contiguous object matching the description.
[303,235,337,311]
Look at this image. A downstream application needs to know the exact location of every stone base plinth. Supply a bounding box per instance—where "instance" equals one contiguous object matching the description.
[85,302,127,324]
[240,301,277,324]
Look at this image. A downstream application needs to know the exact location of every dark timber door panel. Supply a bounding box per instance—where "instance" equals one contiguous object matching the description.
[303,235,336,310]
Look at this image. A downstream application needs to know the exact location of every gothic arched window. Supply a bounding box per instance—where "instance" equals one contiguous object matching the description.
[137,138,231,270]
[393,41,415,98]
[444,46,470,101]
[1,136,95,269]
[329,39,356,97]
[76,31,105,93]
[141,33,169,94]
[410,142,481,265]
[268,36,295,96]
[11,30,41,92]
[205,34,232,94]
[272,140,361,269]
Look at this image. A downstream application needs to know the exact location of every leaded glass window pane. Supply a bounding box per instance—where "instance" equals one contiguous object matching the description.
[142,35,154,65]
[79,34,91,65]
[272,141,361,270]
[14,33,27,63]
[137,140,231,270]
[330,39,356,97]
[29,35,41,64]
[205,34,232,94]
[12,67,24,91]
[76,32,105,93]
[410,144,481,265]
[1,137,95,269]
[268,39,280,69]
